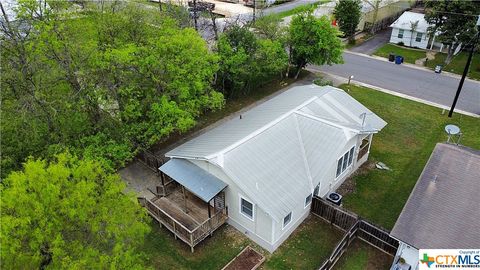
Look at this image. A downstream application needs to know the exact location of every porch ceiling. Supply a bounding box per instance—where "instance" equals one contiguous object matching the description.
[159,159,227,202]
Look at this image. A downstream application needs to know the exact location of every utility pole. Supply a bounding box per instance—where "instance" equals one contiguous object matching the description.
[448,16,480,117]
[253,0,256,22]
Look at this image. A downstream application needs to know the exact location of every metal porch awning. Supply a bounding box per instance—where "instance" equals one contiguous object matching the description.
[159,159,227,202]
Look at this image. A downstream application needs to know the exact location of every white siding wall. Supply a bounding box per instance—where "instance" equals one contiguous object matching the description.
[270,192,311,251]
[190,160,273,250]
[316,134,370,197]
[389,27,429,49]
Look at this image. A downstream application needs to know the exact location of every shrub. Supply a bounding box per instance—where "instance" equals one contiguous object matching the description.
[313,77,333,86]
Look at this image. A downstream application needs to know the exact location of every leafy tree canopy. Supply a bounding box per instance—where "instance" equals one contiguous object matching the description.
[217,25,288,98]
[0,1,223,176]
[0,153,151,269]
[334,0,362,43]
[289,13,344,78]
[425,0,480,63]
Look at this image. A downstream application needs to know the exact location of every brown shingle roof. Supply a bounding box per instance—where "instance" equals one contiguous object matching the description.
[391,143,480,249]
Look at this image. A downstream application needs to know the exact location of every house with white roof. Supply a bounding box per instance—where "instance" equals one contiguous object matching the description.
[389,11,431,49]
[389,11,441,50]
[143,84,386,252]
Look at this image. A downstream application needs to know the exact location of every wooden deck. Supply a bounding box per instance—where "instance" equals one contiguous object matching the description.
[140,183,227,252]
[153,186,213,231]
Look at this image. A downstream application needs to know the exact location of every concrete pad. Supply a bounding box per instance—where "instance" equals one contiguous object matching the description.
[150,0,252,17]
[204,0,252,17]
[119,160,162,196]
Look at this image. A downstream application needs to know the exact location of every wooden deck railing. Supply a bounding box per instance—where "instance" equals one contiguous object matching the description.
[144,197,227,252]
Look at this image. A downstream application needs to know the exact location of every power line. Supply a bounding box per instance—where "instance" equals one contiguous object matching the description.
[428,10,480,17]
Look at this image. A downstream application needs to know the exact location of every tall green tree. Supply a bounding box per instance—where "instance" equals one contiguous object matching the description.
[289,13,344,79]
[0,153,150,269]
[0,1,224,176]
[425,0,480,64]
[217,25,288,98]
[334,0,362,43]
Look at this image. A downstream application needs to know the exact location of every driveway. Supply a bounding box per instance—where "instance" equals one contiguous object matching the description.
[350,28,392,55]
[311,52,480,116]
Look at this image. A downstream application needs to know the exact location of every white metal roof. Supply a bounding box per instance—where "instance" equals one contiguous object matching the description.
[390,11,431,33]
[166,84,387,222]
[159,159,227,202]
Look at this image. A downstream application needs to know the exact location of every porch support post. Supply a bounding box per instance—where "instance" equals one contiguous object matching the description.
[367,134,373,154]
[182,186,188,213]
[208,199,212,218]
[160,172,165,186]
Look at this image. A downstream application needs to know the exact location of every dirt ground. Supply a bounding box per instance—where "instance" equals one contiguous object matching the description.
[223,247,265,270]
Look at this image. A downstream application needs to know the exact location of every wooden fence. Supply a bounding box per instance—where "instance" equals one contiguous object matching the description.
[319,220,359,270]
[357,221,399,255]
[312,197,399,270]
[311,197,357,231]
[364,10,405,34]
[137,149,165,173]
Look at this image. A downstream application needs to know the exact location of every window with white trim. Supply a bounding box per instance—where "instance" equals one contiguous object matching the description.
[336,146,355,178]
[305,193,313,207]
[398,29,404,38]
[415,32,422,42]
[283,212,292,229]
[240,197,254,220]
[348,147,355,166]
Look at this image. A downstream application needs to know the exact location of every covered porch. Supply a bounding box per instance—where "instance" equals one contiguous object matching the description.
[140,159,228,252]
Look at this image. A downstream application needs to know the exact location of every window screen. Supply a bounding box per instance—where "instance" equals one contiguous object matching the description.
[415,32,422,42]
[240,198,253,219]
[283,212,292,228]
[305,194,313,207]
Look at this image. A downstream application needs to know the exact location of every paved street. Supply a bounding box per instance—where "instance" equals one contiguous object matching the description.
[312,52,480,115]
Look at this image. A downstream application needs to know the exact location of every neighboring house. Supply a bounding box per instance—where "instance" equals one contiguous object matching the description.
[390,143,480,270]
[357,0,413,32]
[151,84,386,252]
[389,11,442,50]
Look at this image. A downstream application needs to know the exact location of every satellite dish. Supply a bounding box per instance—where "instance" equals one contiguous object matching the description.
[445,124,462,145]
[445,124,460,135]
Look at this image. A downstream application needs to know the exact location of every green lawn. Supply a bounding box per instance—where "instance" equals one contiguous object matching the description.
[142,223,254,269]
[339,84,480,229]
[373,44,480,80]
[373,43,426,64]
[142,216,341,270]
[333,240,392,270]
[425,51,480,80]
[264,216,343,270]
